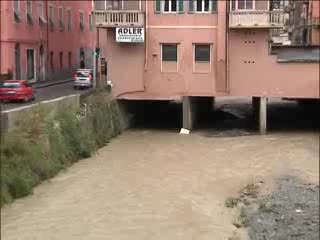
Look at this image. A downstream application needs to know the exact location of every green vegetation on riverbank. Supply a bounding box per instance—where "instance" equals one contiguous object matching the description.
[0,91,122,207]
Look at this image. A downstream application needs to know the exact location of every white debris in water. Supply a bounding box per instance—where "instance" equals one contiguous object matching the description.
[180,128,190,135]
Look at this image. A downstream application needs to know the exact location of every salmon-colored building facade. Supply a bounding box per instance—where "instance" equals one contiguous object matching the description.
[95,0,319,98]
[310,0,320,45]
[0,0,95,83]
[96,0,319,132]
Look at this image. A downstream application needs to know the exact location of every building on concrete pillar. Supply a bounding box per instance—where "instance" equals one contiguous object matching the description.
[94,0,320,133]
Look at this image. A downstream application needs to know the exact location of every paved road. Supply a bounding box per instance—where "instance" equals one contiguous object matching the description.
[1,81,93,111]
[1,100,319,240]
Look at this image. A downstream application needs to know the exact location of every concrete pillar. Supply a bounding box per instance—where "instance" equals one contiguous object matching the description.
[183,96,194,130]
[252,97,267,134]
[259,97,267,135]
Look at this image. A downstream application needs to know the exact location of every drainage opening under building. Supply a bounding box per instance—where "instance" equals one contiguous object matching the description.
[119,97,319,136]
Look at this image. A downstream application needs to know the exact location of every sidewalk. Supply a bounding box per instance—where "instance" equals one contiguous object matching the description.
[32,79,73,89]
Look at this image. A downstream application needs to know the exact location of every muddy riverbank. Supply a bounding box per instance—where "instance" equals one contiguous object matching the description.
[1,98,319,240]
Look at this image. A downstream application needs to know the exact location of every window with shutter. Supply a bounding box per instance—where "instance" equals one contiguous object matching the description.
[26,0,33,24]
[178,0,184,13]
[39,1,47,24]
[189,0,194,13]
[155,0,161,13]
[156,0,184,13]
[211,0,217,12]
[59,7,64,31]
[14,0,21,22]
[67,9,72,31]
[49,6,55,31]
[80,12,85,31]
[193,0,216,12]
[163,0,178,13]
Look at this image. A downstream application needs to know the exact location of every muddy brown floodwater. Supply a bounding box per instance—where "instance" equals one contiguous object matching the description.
[1,99,319,240]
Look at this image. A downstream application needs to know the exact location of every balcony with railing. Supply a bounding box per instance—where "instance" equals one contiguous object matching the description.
[94,0,145,28]
[95,10,145,28]
[229,10,284,28]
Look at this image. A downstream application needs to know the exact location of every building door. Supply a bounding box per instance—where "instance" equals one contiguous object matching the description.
[40,45,46,81]
[80,48,85,68]
[27,49,36,83]
[14,43,21,80]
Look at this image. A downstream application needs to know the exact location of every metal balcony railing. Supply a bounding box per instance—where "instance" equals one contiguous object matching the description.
[229,10,284,28]
[94,10,145,28]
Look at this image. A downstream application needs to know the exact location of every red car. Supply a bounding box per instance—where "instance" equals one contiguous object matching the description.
[0,80,35,102]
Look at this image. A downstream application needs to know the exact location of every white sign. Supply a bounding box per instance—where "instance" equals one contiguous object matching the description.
[116,28,144,43]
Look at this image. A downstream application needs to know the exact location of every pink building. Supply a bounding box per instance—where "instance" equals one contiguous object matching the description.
[0,0,95,83]
[95,0,319,132]
[310,0,320,45]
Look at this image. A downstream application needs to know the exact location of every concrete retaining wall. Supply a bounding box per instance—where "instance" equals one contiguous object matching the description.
[1,94,80,133]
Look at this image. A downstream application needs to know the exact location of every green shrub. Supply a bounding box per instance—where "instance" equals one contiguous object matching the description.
[0,90,122,207]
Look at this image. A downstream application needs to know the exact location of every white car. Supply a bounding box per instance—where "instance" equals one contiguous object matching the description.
[73,69,93,89]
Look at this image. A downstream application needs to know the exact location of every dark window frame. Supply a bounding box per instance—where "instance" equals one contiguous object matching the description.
[162,44,178,62]
[195,44,211,62]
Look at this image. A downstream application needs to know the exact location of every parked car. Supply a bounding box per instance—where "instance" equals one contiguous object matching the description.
[73,69,93,89]
[0,80,35,103]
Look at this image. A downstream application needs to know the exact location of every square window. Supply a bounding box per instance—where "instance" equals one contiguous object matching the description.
[195,45,210,62]
[162,44,177,62]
